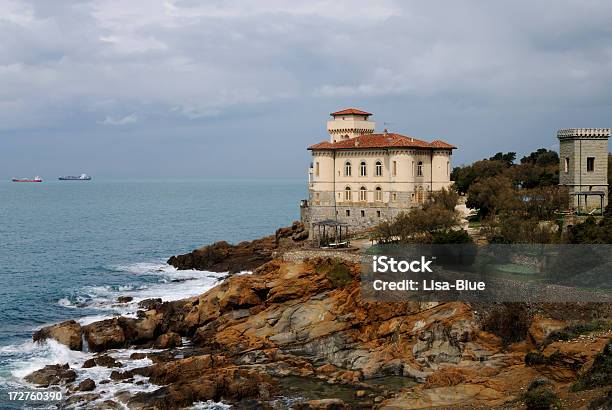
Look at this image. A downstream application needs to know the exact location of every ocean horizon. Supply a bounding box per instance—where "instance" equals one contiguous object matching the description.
[0,179,304,408]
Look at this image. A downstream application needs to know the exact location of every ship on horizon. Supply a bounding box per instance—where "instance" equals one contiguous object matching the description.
[58,173,92,181]
[12,176,42,182]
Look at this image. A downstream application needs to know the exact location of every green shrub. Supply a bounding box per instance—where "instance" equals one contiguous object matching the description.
[544,320,611,346]
[431,229,473,244]
[523,386,561,410]
[571,340,612,391]
[315,259,353,288]
[525,351,547,366]
[482,303,531,346]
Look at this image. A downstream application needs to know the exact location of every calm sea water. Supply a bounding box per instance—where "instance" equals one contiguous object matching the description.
[0,179,303,407]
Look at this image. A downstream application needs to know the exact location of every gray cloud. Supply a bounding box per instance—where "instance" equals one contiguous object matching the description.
[1,0,611,178]
[100,113,138,125]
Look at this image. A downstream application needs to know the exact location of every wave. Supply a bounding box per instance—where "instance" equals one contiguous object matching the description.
[0,259,231,408]
[55,261,228,325]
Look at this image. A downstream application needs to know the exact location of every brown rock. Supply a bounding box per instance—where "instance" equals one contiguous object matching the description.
[78,378,96,391]
[97,400,123,409]
[167,223,307,273]
[83,355,122,368]
[64,393,100,406]
[33,320,82,351]
[116,296,133,303]
[297,399,350,409]
[110,370,133,381]
[24,363,76,387]
[83,319,126,352]
[138,298,162,310]
[154,332,182,349]
[118,311,162,343]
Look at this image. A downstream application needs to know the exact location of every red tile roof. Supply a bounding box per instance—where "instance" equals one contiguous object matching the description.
[308,133,456,150]
[430,140,457,149]
[330,108,372,116]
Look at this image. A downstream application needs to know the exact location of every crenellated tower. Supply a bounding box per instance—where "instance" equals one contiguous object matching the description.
[326,108,375,143]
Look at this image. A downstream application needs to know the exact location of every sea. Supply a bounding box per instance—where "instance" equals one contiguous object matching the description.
[0,179,304,409]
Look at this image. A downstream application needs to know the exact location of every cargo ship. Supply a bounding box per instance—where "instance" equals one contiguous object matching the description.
[12,176,43,182]
[58,173,92,181]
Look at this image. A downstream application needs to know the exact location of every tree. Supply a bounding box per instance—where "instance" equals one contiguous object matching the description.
[427,187,459,211]
[567,214,612,244]
[452,159,508,194]
[489,152,516,166]
[372,203,462,244]
[520,148,559,167]
[466,175,517,217]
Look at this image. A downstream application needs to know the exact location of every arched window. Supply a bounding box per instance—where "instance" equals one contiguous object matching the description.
[375,161,382,176]
[359,186,367,201]
[344,161,352,176]
[375,186,382,201]
[417,161,423,176]
[360,161,367,176]
[344,186,352,201]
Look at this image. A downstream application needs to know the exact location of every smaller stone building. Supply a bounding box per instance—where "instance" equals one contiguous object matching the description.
[558,128,610,211]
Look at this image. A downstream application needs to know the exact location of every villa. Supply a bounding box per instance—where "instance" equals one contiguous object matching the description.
[301,108,456,231]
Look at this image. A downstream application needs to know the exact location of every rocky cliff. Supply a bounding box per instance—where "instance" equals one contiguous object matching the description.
[167,221,308,273]
[30,248,611,408]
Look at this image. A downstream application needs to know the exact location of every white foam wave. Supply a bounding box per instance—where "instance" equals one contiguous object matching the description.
[1,260,230,407]
[191,401,231,410]
[58,261,227,325]
[0,339,89,381]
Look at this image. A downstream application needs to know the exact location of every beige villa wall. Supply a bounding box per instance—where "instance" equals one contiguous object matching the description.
[309,148,452,209]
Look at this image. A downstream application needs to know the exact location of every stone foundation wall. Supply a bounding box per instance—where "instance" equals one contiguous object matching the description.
[301,202,417,234]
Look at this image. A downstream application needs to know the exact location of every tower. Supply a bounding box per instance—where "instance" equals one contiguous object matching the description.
[558,128,610,211]
[326,108,375,143]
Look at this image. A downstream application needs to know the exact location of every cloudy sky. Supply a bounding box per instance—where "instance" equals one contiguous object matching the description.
[2,0,612,179]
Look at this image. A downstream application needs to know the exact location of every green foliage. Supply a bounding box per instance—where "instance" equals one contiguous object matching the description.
[567,215,612,244]
[571,339,612,391]
[452,148,562,196]
[372,195,462,244]
[428,187,459,211]
[315,259,353,288]
[511,163,559,189]
[544,320,612,346]
[482,303,531,346]
[520,149,559,167]
[523,386,561,410]
[525,351,547,366]
[466,175,516,217]
[452,159,508,194]
[489,151,516,165]
[485,215,561,244]
[431,229,473,244]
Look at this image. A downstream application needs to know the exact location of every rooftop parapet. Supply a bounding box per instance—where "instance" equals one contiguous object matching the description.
[557,128,610,139]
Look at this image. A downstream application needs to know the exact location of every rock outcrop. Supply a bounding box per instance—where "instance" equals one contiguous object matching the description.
[167,221,308,272]
[24,363,76,387]
[28,251,611,409]
[33,320,82,351]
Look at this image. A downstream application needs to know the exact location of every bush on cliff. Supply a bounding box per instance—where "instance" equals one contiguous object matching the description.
[523,385,561,410]
[371,193,462,244]
[482,303,531,346]
[315,259,353,288]
[571,339,612,391]
[543,320,612,346]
